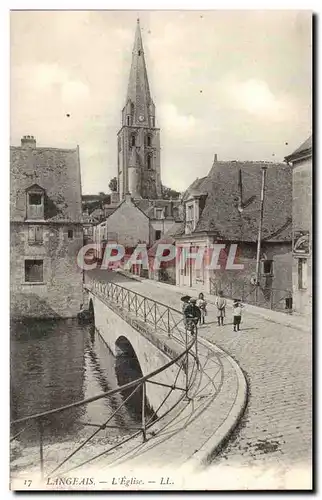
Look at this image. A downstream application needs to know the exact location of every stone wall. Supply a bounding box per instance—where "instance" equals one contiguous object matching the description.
[292,158,312,315]
[10,223,84,318]
[105,197,150,247]
[88,291,188,414]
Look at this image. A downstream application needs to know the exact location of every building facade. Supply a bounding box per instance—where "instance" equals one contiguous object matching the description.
[285,136,312,316]
[10,136,84,319]
[175,156,293,311]
[117,19,162,200]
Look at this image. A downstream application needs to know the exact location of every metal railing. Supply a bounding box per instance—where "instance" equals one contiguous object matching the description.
[11,281,199,480]
[209,279,293,313]
[87,278,191,345]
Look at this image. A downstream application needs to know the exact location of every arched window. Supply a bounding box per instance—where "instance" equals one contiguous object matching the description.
[147,155,152,170]
[126,116,130,126]
[131,134,136,147]
[147,135,151,147]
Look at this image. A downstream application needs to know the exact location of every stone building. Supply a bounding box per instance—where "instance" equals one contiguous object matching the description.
[10,135,84,319]
[117,19,162,200]
[285,135,312,316]
[174,155,293,311]
[93,19,182,259]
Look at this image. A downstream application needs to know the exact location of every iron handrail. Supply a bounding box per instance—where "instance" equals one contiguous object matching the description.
[85,276,184,316]
[11,280,200,479]
[87,279,187,340]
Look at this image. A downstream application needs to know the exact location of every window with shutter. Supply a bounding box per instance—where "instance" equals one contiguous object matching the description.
[25,260,44,283]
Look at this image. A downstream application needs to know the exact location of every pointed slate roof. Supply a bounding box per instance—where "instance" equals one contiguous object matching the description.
[126,19,154,126]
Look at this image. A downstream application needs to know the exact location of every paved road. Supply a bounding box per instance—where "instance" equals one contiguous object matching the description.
[87,270,312,489]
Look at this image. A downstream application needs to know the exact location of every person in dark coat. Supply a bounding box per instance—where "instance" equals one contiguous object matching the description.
[183,298,201,334]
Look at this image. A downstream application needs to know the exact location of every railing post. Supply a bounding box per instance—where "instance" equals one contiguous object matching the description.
[195,325,200,370]
[128,292,131,312]
[142,382,147,442]
[143,298,147,322]
[270,289,274,309]
[185,326,189,397]
[38,419,44,480]
[135,294,138,316]
[167,308,171,337]
[154,302,157,329]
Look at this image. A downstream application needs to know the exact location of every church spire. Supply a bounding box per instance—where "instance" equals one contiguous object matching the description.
[125,18,154,126]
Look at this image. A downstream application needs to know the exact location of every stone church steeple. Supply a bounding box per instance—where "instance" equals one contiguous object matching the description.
[117,19,162,200]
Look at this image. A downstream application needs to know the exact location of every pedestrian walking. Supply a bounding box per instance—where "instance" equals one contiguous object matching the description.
[233,298,243,332]
[215,291,226,326]
[196,292,207,325]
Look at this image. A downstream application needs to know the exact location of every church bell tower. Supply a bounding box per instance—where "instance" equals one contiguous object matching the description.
[117,19,162,200]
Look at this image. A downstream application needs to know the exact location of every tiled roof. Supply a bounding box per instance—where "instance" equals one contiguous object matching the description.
[285,135,312,161]
[183,161,292,243]
[10,146,82,223]
[134,198,182,220]
[182,176,208,200]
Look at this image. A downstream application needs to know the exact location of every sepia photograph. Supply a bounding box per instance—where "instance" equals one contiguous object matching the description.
[9,8,312,491]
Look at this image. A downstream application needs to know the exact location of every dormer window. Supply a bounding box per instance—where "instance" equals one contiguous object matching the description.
[185,202,195,234]
[26,184,45,220]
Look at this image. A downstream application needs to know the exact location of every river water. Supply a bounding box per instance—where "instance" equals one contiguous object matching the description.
[10,319,151,473]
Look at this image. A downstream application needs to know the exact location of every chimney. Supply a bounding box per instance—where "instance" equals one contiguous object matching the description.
[110,191,120,206]
[213,153,218,162]
[21,135,36,149]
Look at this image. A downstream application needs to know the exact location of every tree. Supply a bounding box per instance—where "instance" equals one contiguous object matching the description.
[109,177,118,192]
[161,185,181,200]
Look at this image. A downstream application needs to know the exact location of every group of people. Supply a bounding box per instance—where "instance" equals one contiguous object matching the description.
[181,291,244,332]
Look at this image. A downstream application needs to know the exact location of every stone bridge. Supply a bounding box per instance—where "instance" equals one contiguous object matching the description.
[82,274,247,474]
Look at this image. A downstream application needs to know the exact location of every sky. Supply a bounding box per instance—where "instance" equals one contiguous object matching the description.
[10,10,312,194]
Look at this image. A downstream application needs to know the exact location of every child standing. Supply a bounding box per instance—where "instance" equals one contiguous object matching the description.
[196,293,207,325]
[215,291,226,326]
[233,299,243,332]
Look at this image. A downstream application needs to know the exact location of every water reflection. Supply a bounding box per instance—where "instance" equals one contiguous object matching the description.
[10,319,151,447]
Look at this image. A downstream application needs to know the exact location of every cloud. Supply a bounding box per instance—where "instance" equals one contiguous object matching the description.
[159,103,197,138]
[223,78,294,122]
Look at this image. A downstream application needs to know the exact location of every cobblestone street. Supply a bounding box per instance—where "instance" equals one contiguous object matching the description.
[88,270,312,488]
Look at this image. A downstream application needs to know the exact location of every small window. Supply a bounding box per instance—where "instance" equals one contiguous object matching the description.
[126,116,130,126]
[29,193,42,205]
[155,208,163,219]
[150,117,155,127]
[27,190,44,220]
[186,204,194,221]
[155,230,161,240]
[131,134,136,147]
[262,260,273,275]
[68,229,73,239]
[147,135,152,147]
[28,225,43,244]
[25,259,43,283]
[138,50,141,56]
[147,155,152,170]
[298,258,307,290]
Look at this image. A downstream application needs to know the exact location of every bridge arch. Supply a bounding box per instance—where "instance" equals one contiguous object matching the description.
[87,290,187,413]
